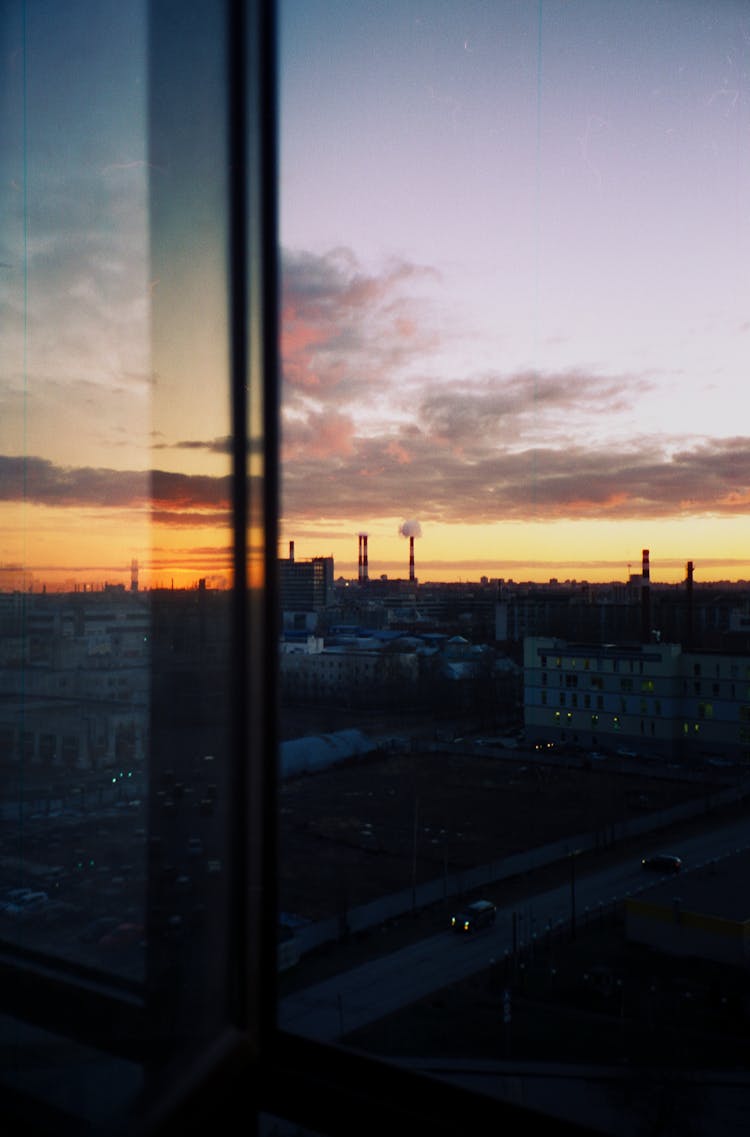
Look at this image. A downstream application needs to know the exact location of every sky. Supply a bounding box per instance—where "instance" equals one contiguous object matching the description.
[279,0,750,584]
[1,1,749,590]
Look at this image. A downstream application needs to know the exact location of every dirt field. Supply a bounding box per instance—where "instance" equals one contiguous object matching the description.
[279,737,720,922]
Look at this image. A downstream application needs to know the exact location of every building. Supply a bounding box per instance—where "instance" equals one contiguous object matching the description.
[626,849,750,967]
[279,632,421,709]
[279,553,335,628]
[0,591,150,770]
[524,636,750,763]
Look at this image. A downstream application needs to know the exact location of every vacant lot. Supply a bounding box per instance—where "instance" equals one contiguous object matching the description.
[279,742,719,922]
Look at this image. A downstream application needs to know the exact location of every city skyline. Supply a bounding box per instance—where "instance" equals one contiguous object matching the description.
[6,538,750,594]
[2,2,749,589]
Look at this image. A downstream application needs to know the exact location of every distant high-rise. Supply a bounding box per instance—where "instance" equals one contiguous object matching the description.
[279,555,334,613]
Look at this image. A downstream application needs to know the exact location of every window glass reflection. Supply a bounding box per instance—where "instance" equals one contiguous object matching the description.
[1,0,150,982]
[1,0,235,1035]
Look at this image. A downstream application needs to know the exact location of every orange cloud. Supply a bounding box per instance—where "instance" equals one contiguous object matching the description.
[281,409,356,460]
[385,440,412,465]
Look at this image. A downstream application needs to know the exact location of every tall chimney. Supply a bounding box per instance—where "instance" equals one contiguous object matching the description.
[409,535,415,583]
[289,540,295,563]
[358,534,363,582]
[358,533,369,583]
[686,560,694,648]
[641,548,651,643]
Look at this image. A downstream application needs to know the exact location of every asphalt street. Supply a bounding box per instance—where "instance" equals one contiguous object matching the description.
[280,814,750,1042]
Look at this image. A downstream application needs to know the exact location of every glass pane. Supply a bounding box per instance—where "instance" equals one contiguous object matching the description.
[1,1,249,1128]
[278,1,750,1132]
[1,0,150,981]
[147,0,235,1047]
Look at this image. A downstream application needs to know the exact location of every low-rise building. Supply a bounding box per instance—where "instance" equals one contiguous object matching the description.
[626,849,750,967]
[524,636,750,763]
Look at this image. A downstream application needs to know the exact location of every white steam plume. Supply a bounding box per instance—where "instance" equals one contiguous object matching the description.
[399,519,422,538]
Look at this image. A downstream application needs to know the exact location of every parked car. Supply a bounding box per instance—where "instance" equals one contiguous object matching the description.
[641,853,682,874]
[450,899,497,933]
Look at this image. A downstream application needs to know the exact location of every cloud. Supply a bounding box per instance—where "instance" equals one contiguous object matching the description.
[280,246,734,530]
[276,248,750,529]
[168,436,233,454]
[280,246,439,408]
[0,456,231,526]
[418,370,646,451]
[3,163,149,392]
[281,432,750,527]
[282,409,357,460]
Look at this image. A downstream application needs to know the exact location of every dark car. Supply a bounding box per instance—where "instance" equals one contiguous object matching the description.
[450,899,496,933]
[641,853,682,873]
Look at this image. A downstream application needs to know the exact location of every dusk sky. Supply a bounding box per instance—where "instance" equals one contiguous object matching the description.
[279,0,750,584]
[2,2,749,589]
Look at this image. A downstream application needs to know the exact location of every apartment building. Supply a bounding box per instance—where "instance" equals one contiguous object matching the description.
[524,636,750,763]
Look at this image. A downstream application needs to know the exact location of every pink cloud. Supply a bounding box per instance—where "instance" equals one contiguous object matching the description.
[281,409,357,460]
[280,247,439,405]
[385,440,412,465]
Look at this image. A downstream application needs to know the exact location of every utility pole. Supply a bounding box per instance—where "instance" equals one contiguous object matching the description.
[570,849,581,939]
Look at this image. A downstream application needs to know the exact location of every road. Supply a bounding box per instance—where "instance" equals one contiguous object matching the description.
[279,814,750,1042]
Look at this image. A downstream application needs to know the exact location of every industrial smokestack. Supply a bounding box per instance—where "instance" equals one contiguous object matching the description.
[641,548,651,643]
[358,534,363,582]
[686,560,694,648]
[289,540,295,563]
[399,519,421,583]
[358,533,369,583]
